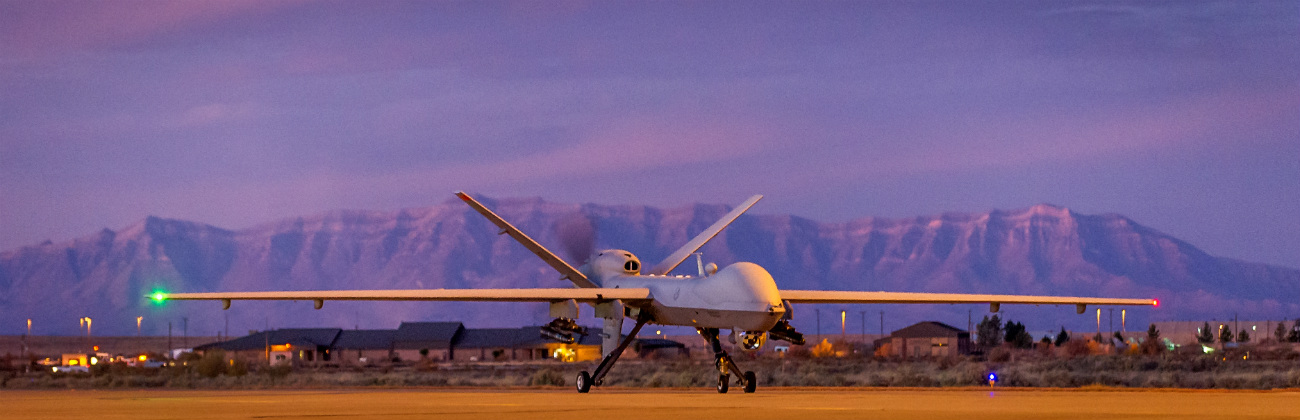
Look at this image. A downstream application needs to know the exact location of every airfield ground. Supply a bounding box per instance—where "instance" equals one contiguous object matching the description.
[3,388,1298,420]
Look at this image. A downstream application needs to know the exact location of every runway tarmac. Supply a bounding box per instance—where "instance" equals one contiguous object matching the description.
[4,388,1298,420]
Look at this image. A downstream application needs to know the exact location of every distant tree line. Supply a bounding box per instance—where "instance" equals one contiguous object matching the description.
[1193,319,1300,345]
[974,316,1300,356]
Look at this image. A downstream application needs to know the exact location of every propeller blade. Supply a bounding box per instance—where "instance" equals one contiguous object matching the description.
[553,212,596,264]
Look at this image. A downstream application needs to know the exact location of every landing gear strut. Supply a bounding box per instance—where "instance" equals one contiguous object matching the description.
[699,328,756,393]
[575,314,649,393]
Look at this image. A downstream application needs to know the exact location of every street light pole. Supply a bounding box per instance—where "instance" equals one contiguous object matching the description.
[137,316,143,337]
[840,309,846,339]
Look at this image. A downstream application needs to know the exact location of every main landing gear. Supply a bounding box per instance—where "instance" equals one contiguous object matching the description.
[700,327,757,393]
[576,314,649,393]
[573,319,759,394]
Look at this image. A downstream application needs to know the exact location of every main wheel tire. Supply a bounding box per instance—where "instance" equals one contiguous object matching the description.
[717,374,730,393]
[576,371,592,393]
[743,371,757,393]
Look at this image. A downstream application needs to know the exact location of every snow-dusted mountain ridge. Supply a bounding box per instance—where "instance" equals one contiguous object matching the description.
[2,198,1296,336]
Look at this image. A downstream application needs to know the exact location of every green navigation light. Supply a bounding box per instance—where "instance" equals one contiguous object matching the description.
[151,292,166,302]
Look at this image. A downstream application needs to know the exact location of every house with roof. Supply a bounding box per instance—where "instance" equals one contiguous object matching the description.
[332,329,396,366]
[195,328,341,366]
[392,322,463,362]
[194,321,677,366]
[874,321,971,359]
[633,338,689,359]
[452,326,605,362]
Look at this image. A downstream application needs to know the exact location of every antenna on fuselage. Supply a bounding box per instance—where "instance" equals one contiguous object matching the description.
[646,195,763,276]
[694,253,704,276]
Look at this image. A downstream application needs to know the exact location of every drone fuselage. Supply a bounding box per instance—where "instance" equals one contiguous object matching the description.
[585,249,786,332]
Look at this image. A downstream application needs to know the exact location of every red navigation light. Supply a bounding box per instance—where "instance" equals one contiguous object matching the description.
[1151,298,1160,307]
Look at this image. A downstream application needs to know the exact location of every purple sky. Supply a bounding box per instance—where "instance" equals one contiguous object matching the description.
[2,1,1298,269]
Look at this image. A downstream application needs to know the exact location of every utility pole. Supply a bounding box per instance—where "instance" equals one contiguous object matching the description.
[860,311,866,339]
[815,309,821,338]
[167,322,173,360]
[1122,309,1127,333]
[879,311,884,337]
[1109,308,1114,333]
[182,317,188,349]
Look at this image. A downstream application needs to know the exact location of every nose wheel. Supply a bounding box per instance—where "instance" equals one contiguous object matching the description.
[576,371,592,393]
[700,328,757,393]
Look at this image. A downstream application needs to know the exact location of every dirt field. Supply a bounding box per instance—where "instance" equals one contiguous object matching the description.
[3,388,1299,420]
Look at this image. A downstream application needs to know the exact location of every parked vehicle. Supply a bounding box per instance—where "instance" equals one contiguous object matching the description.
[52,365,89,373]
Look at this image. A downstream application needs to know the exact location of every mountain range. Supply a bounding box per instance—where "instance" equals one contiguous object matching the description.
[2,196,1297,337]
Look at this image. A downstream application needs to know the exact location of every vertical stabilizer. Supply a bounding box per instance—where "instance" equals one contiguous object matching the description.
[647,195,763,275]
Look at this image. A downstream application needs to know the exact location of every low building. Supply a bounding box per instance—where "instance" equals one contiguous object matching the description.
[455,327,546,362]
[393,322,463,362]
[333,329,396,366]
[453,327,606,362]
[875,321,971,359]
[634,338,689,359]
[195,328,341,366]
[194,322,677,365]
[1150,320,1286,345]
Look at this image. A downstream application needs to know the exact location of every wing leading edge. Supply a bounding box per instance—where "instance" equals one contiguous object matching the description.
[156,288,652,303]
[781,290,1155,312]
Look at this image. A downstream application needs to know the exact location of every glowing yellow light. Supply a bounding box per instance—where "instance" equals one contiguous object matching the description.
[138,355,147,361]
[90,357,98,365]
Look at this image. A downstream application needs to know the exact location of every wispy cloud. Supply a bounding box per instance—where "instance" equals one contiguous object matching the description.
[0,1,297,62]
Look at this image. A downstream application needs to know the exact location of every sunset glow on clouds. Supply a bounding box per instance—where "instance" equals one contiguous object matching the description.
[1,1,1297,267]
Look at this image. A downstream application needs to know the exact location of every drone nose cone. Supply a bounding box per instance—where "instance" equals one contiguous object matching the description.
[730,262,781,303]
[696,262,781,308]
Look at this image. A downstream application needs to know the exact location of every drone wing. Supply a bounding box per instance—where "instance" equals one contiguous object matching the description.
[647,194,763,276]
[780,290,1155,313]
[155,288,652,306]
